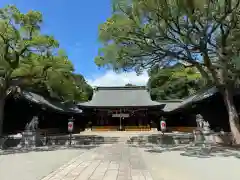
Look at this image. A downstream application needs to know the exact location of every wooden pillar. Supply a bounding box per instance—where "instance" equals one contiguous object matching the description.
[119,108,122,131]
[100,111,104,126]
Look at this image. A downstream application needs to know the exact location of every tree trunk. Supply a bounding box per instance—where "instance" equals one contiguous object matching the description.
[221,86,240,144]
[0,97,5,136]
[0,79,7,136]
[195,63,212,85]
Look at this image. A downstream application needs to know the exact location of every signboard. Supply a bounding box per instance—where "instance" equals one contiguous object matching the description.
[160,120,166,131]
[68,121,74,132]
[112,113,129,118]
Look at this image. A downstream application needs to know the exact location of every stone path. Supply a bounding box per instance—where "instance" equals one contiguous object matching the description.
[41,143,153,180]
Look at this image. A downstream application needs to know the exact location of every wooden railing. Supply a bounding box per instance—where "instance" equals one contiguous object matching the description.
[92,125,151,131]
[168,127,196,132]
[92,126,118,131]
[125,126,151,131]
[38,128,67,137]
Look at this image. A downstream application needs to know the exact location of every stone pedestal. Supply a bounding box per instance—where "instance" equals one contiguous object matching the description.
[202,127,215,143]
[0,138,5,149]
[193,129,205,142]
[172,136,180,145]
[18,131,40,148]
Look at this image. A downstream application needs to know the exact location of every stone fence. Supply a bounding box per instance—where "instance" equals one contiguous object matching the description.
[167,130,233,146]
[192,130,232,145]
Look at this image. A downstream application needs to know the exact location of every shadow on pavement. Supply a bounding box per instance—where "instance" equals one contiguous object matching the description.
[0,145,97,156]
[146,145,240,159]
[127,134,240,159]
[127,134,192,147]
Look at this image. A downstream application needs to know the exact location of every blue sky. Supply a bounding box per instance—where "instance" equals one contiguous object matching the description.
[0,0,149,86]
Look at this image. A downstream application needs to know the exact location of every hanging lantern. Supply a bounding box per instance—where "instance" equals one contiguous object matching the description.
[160,120,166,132]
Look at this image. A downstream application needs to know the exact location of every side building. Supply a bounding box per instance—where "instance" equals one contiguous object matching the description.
[163,86,238,132]
[4,90,83,134]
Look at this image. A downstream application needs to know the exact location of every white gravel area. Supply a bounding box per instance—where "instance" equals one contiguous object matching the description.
[141,149,240,180]
[0,148,86,180]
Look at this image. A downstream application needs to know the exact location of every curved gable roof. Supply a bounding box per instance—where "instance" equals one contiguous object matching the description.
[77,86,164,108]
[21,91,83,114]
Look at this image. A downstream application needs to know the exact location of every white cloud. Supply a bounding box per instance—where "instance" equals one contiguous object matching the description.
[87,71,149,87]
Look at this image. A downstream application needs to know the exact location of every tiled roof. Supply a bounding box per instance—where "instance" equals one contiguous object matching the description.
[163,86,218,112]
[22,91,82,114]
[77,86,165,108]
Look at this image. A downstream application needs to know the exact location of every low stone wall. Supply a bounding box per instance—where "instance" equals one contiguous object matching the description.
[1,134,120,150]
[0,136,22,149]
[192,130,232,145]
[208,132,232,144]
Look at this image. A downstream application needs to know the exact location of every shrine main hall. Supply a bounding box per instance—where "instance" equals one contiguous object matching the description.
[77,86,196,131]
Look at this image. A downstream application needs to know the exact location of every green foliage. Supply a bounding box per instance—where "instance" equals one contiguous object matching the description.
[125,83,136,86]
[96,0,240,86]
[0,5,92,101]
[148,64,203,100]
[71,74,93,101]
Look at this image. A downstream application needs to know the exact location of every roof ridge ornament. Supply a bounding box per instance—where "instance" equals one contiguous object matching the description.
[94,86,146,90]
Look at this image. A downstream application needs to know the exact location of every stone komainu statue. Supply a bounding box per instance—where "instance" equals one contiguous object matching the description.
[196,114,204,128]
[25,116,39,131]
[196,114,210,131]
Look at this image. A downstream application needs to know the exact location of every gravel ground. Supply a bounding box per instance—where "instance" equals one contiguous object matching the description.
[0,148,87,180]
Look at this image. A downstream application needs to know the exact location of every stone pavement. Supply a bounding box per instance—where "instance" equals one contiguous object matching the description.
[2,131,239,180]
[141,148,240,180]
[40,132,240,180]
[0,148,86,180]
[41,143,153,180]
